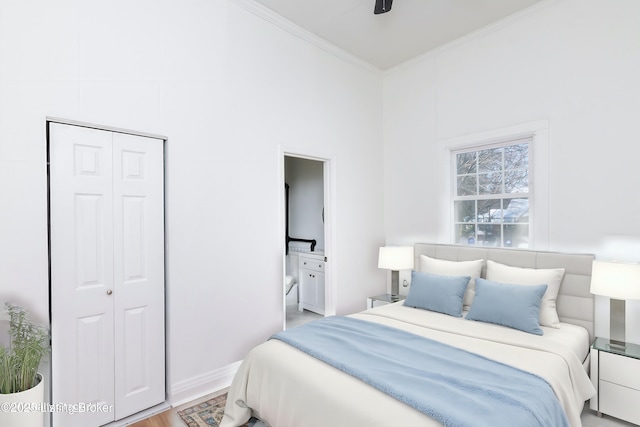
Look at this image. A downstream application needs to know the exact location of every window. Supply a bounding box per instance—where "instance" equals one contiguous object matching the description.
[452,138,531,248]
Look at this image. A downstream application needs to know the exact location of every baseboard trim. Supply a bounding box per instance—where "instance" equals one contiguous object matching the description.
[170,361,242,407]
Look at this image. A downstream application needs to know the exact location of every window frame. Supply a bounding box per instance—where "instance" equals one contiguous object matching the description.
[451,138,532,248]
[437,120,550,250]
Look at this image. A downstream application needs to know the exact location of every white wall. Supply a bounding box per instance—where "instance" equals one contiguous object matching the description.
[382,0,640,341]
[0,0,385,406]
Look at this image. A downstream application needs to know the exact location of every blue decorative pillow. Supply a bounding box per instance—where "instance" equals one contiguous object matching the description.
[404,271,471,317]
[466,278,548,335]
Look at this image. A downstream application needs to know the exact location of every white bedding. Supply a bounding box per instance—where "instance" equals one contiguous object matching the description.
[220,302,595,427]
[458,308,590,364]
[538,321,590,364]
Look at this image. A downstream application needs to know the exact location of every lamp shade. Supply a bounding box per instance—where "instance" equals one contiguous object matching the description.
[378,246,414,270]
[590,260,640,300]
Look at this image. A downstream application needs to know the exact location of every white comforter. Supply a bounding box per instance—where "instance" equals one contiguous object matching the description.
[220,303,595,427]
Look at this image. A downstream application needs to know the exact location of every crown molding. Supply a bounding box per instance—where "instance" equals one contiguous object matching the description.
[230,0,382,75]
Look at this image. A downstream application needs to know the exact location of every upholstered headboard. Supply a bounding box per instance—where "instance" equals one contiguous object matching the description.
[413,243,595,341]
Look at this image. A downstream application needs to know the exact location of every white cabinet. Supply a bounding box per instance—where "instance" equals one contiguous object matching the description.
[590,337,640,425]
[298,253,325,315]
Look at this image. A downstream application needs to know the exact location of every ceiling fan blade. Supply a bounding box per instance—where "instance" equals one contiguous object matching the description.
[374,0,393,14]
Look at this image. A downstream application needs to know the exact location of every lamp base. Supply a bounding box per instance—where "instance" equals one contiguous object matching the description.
[390,270,400,297]
[608,339,627,351]
[610,298,627,351]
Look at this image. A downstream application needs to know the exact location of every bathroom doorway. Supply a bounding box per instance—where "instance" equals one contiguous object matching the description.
[282,154,333,329]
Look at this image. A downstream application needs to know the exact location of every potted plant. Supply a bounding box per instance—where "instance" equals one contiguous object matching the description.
[0,303,49,427]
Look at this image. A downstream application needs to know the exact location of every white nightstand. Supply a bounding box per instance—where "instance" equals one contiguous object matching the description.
[366,294,405,309]
[590,337,640,424]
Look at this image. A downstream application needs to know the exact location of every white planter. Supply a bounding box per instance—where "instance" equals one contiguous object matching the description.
[0,374,45,427]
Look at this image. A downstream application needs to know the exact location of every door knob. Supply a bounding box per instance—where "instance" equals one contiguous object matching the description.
[106,289,113,295]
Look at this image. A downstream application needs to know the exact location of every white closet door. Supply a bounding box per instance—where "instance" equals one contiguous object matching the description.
[50,123,165,426]
[50,123,116,427]
[112,132,165,419]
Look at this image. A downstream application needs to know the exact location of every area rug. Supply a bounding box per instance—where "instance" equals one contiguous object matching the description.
[178,393,265,427]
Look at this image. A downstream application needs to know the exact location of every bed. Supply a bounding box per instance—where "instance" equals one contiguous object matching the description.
[220,243,596,427]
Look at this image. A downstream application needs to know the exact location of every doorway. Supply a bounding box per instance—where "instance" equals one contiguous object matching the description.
[283,153,333,329]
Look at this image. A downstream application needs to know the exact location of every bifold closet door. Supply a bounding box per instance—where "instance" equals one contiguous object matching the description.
[50,123,165,427]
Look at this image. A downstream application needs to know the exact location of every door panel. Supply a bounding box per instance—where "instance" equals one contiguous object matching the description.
[112,132,165,419]
[122,196,146,280]
[50,123,116,427]
[122,306,147,394]
[76,313,111,400]
[299,270,317,307]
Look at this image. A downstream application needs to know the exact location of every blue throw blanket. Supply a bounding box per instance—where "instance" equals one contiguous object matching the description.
[271,316,568,427]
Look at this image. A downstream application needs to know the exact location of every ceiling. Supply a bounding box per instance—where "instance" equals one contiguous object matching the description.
[250,0,544,70]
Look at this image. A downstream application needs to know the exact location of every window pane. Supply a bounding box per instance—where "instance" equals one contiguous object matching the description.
[478,224,501,247]
[478,148,502,172]
[504,224,529,248]
[504,198,529,223]
[454,224,476,245]
[478,199,502,223]
[456,152,476,174]
[479,172,503,195]
[457,176,476,196]
[504,169,528,193]
[504,143,528,170]
[454,200,475,223]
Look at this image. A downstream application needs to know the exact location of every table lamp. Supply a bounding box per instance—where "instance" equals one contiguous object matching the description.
[590,260,640,349]
[378,246,414,300]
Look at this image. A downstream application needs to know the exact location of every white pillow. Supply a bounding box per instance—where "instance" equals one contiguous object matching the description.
[485,260,565,328]
[419,255,484,308]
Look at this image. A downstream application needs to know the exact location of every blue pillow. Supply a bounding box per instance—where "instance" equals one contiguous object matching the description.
[404,271,471,317]
[466,278,548,335]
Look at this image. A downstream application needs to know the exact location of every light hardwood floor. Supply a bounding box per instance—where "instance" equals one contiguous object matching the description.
[128,411,175,427]
[129,388,228,427]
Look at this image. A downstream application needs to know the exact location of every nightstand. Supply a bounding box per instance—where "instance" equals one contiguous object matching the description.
[590,337,640,424]
[367,294,405,309]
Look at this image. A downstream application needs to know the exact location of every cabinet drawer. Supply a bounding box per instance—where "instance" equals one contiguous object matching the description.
[299,257,324,272]
[599,381,640,424]
[600,352,640,390]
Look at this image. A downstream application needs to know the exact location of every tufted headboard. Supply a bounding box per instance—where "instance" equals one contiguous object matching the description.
[413,243,595,342]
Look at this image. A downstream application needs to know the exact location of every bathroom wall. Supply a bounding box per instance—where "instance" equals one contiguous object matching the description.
[285,156,325,252]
